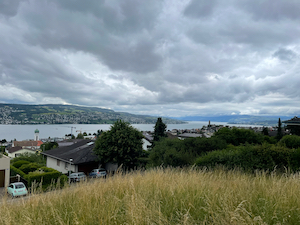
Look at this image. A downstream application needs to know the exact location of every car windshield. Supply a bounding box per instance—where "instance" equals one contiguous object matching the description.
[99,169,106,172]
[15,184,25,189]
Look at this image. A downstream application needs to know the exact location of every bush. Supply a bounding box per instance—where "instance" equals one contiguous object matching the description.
[278,135,300,149]
[10,165,27,177]
[12,160,30,169]
[10,152,46,166]
[195,144,300,172]
[27,171,62,188]
[149,137,227,167]
[19,163,40,174]
[214,127,264,146]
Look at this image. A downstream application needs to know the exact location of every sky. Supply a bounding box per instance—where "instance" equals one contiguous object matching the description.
[0,0,300,118]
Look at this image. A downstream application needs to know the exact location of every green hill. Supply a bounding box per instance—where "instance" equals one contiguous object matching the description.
[0,104,184,124]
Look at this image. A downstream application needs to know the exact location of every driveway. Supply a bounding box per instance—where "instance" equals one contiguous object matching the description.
[0,187,6,197]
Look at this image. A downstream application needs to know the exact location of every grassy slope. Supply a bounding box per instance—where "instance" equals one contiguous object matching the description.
[1,168,300,224]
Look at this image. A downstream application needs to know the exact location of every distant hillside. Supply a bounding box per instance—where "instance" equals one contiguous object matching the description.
[0,104,184,125]
[173,115,293,126]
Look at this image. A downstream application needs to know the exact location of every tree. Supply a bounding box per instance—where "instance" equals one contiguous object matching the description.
[93,120,144,170]
[76,133,84,139]
[153,118,167,142]
[276,118,283,140]
[40,142,58,151]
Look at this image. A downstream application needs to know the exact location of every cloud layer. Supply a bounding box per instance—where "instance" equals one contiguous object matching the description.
[1,0,300,117]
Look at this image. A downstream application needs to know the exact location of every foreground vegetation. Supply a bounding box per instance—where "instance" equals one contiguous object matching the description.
[2,168,300,224]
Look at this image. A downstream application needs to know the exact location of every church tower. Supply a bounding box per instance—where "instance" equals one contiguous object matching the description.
[34,129,39,141]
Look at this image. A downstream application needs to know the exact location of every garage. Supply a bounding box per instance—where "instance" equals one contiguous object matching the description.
[0,155,10,188]
[0,170,5,187]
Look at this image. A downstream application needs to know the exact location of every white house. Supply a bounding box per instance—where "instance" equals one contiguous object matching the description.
[41,139,100,175]
[0,155,10,188]
[6,146,36,158]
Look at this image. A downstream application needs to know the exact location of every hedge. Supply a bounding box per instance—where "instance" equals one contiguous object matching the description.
[19,163,40,174]
[27,171,62,187]
[12,160,30,169]
[10,165,27,177]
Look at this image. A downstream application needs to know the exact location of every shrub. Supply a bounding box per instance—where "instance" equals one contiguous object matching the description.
[195,144,299,172]
[278,135,300,149]
[214,127,264,146]
[19,163,40,174]
[149,137,227,167]
[10,152,46,166]
[10,165,27,177]
[27,171,62,188]
[13,160,30,168]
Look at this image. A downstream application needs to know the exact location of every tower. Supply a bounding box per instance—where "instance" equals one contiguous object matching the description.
[34,129,39,141]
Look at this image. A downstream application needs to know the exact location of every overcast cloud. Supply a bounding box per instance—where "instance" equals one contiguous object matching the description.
[0,0,300,117]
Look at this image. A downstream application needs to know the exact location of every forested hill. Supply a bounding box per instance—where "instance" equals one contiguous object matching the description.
[0,104,184,125]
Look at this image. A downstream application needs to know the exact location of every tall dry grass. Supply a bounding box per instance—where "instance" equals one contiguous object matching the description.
[1,167,300,224]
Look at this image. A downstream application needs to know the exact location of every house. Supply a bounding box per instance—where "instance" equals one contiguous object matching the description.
[0,155,10,188]
[178,133,203,140]
[142,132,153,150]
[13,140,43,150]
[41,139,101,175]
[6,146,36,158]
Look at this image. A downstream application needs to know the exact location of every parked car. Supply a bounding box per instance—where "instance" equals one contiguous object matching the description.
[89,168,107,178]
[68,172,87,182]
[7,182,28,198]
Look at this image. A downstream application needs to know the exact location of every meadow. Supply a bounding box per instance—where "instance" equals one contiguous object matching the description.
[1,167,300,225]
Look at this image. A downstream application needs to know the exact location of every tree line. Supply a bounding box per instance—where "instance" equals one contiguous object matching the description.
[93,118,300,173]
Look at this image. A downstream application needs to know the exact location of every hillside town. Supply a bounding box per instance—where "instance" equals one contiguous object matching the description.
[0,104,184,125]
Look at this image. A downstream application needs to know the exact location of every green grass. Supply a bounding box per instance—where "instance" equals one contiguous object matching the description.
[1,168,300,224]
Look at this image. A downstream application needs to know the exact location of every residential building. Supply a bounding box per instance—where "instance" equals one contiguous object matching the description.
[13,140,43,150]
[41,139,100,175]
[0,155,10,188]
[6,146,36,158]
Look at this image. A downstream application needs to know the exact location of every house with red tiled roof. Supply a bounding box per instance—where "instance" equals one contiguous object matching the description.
[13,140,43,150]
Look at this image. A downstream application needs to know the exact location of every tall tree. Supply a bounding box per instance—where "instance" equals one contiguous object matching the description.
[93,120,143,170]
[153,117,167,142]
[276,118,283,140]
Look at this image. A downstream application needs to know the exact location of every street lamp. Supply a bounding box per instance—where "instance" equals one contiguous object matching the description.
[69,158,73,176]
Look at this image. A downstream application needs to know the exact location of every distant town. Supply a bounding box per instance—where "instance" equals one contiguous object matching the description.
[0,104,184,125]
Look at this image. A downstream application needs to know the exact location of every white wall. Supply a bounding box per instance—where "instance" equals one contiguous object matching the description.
[7,149,36,158]
[0,155,10,187]
[46,157,77,174]
[142,138,151,151]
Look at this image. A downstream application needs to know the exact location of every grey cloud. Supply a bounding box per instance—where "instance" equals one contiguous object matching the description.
[1,0,300,117]
[240,0,300,21]
[184,0,217,18]
[0,0,24,17]
[273,48,297,62]
[21,0,162,73]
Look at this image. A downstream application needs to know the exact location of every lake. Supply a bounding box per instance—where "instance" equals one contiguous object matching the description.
[0,121,263,141]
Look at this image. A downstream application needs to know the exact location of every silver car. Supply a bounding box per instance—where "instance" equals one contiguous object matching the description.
[89,168,107,178]
[68,172,86,182]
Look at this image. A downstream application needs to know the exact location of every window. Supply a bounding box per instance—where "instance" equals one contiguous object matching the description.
[57,160,60,166]
[65,162,68,169]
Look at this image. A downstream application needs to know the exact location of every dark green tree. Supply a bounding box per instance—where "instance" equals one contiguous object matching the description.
[93,120,144,170]
[153,118,167,142]
[40,141,58,151]
[276,118,283,140]
[76,133,84,139]
[262,127,269,136]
